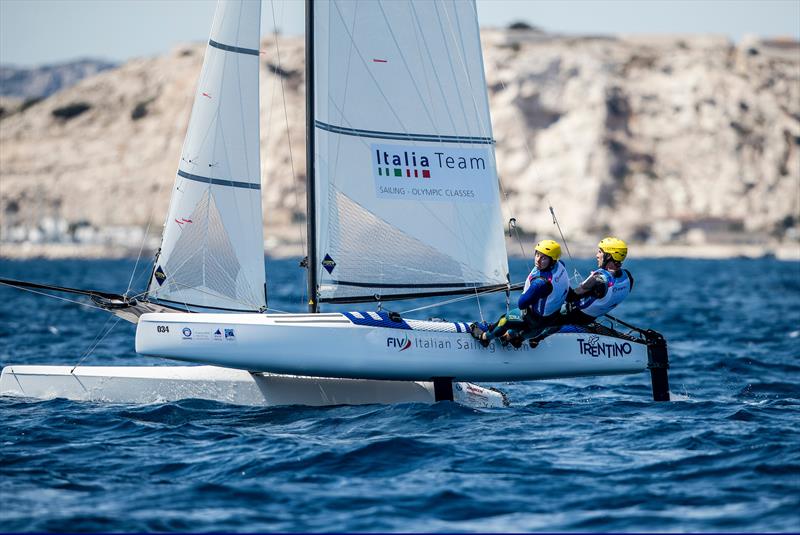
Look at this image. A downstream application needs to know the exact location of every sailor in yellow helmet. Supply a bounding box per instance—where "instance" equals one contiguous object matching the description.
[470,239,569,348]
[561,237,634,325]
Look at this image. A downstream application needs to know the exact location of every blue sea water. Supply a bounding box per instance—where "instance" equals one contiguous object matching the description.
[1,257,799,532]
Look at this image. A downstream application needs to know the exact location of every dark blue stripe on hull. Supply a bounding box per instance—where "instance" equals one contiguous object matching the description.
[208,39,259,56]
[342,312,469,334]
[177,169,260,190]
[315,120,494,145]
[343,311,412,330]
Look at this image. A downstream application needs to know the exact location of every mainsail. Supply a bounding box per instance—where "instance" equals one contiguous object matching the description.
[312,0,509,304]
[147,0,266,312]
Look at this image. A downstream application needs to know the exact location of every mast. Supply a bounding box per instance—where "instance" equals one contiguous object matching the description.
[305,0,318,313]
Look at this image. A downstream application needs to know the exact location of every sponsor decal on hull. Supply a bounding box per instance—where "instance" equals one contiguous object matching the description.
[179,327,216,341]
[387,335,412,351]
[577,335,632,358]
[465,383,488,398]
[386,333,537,354]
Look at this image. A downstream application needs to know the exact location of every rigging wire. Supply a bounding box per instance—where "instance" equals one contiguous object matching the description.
[269,0,307,308]
[492,41,574,275]
[125,77,197,297]
[0,280,124,373]
[399,284,510,315]
[124,179,162,297]
[326,0,358,225]
[549,206,575,262]
[508,217,527,261]
[126,217,155,297]
[473,286,485,322]
[70,316,122,373]
[549,205,586,285]
[0,282,110,313]
[270,0,305,254]
[492,56,588,287]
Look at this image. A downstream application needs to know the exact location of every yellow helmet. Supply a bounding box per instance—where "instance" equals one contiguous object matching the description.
[598,237,628,262]
[534,239,562,261]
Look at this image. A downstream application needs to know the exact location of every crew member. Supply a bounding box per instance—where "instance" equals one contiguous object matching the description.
[470,239,569,348]
[561,237,633,325]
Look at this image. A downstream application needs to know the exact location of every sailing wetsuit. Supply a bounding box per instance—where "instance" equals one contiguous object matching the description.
[484,260,569,342]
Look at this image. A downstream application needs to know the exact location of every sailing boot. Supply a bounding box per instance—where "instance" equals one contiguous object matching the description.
[469,323,491,348]
[528,327,555,349]
[499,329,520,347]
[509,333,524,349]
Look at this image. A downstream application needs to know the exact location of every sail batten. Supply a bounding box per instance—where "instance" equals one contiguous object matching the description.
[315,120,494,144]
[177,170,262,190]
[208,39,260,56]
[312,0,508,304]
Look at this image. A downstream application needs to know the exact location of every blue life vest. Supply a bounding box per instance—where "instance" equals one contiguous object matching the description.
[577,268,632,318]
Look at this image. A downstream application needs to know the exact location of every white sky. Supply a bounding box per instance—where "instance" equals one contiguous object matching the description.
[1,0,798,67]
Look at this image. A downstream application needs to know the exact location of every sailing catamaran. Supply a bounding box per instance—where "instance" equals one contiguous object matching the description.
[0,0,669,406]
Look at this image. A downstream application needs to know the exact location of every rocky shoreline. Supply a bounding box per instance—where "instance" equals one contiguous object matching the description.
[2,238,797,261]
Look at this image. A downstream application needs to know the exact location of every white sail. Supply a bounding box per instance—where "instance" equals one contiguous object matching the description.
[312,0,509,303]
[147,0,265,312]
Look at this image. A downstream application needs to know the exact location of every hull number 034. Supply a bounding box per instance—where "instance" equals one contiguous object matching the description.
[157,325,170,333]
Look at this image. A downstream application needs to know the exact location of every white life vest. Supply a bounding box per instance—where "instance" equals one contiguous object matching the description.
[523,260,569,317]
[578,268,632,318]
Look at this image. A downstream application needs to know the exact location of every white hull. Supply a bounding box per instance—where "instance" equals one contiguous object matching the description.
[135,312,648,382]
[0,365,505,408]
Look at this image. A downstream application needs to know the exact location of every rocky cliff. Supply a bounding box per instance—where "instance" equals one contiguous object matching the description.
[1,30,798,259]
